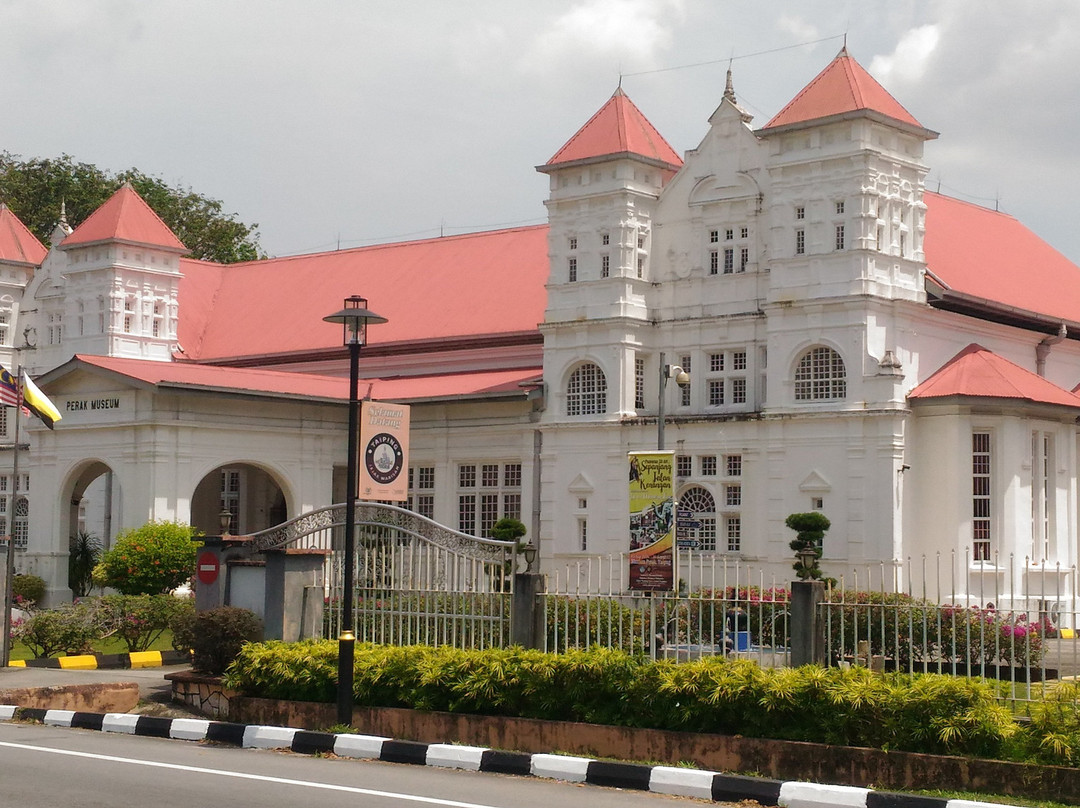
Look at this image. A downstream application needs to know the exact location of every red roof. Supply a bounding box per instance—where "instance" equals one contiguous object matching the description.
[544,88,682,169]
[176,225,550,361]
[909,344,1080,408]
[761,48,928,134]
[0,205,46,266]
[62,184,187,253]
[923,192,1080,326]
[64,354,539,403]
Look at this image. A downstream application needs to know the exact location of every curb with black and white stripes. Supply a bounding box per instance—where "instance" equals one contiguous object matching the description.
[0,705,1026,808]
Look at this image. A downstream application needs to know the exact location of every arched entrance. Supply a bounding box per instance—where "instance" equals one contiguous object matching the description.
[191,463,289,537]
[66,460,122,552]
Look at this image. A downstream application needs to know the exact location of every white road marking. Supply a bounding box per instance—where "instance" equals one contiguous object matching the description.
[0,739,504,808]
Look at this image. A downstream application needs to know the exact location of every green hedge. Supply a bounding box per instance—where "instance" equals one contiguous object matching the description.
[225,641,1029,759]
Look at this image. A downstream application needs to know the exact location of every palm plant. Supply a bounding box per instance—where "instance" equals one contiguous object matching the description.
[68,530,102,597]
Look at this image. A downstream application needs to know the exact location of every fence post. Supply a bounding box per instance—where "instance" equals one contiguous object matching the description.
[790,580,826,666]
[511,572,544,649]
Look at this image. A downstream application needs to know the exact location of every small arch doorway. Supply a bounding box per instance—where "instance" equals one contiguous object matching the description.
[191,464,288,537]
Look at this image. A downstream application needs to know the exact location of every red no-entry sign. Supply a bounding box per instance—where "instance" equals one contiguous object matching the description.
[196,551,220,585]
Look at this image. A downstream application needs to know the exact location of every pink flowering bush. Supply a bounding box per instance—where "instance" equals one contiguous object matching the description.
[97,594,194,653]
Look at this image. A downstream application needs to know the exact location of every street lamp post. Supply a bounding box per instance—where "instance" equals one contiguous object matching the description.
[323,296,387,727]
[657,351,690,451]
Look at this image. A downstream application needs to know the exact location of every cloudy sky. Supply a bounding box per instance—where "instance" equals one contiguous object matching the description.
[2,1,1078,264]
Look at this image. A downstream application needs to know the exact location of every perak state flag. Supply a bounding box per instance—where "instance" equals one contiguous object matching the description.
[21,370,61,430]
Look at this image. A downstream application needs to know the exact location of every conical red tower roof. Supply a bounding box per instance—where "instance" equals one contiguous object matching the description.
[761,48,935,138]
[0,205,47,266]
[62,183,186,252]
[542,87,682,170]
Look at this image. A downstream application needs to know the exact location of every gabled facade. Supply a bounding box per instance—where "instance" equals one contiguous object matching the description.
[5,48,1080,608]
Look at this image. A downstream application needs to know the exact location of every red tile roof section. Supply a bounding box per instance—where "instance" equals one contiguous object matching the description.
[176,226,550,361]
[923,192,1080,325]
[62,183,186,252]
[762,48,925,131]
[909,344,1080,408]
[0,205,47,266]
[70,354,539,402]
[544,88,682,169]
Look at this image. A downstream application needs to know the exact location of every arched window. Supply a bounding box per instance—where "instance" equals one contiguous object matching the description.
[794,347,846,401]
[679,486,716,552]
[566,363,607,416]
[13,496,28,550]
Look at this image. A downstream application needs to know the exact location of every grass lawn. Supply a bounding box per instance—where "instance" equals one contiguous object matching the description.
[9,630,177,661]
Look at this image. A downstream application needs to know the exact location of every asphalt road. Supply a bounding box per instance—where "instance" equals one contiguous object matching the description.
[0,721,706,808]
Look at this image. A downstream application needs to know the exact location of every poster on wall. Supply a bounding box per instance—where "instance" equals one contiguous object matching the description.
[628,451,675,591]
[358,401,410,501]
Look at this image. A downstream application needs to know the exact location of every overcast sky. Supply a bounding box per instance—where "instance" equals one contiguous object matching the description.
[2,1,1078,265]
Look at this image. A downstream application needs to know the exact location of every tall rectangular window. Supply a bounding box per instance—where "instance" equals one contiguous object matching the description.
[726,517,741,552]
[972,432,992,561]
[578,518,588,552]
[679,355,691,406]
[731,377,747,404]
[601,254,610,278]
[795,229,805,255]
[568,257,577,282]
[709,250,719,275]
[723,248,734,274]
[739,246,749,271]
[708,379,724,406]
[1031,432,1054,561]
[835,224,845,250]
[635,356,645,410]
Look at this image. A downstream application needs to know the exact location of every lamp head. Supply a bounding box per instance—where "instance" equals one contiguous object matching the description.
[323,296,388,346]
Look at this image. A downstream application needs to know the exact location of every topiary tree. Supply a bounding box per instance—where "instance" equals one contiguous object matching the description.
[94,521,202,595]
[785,512,830,580]
[12,573,46,608]
[489,517,528,588]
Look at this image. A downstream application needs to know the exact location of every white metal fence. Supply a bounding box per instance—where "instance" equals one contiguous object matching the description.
[539,551,1080,707]
[822,553,1080,706]
[542,552,791,667]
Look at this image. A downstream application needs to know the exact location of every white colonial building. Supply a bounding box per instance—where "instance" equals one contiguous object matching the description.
[2,48,1080,606]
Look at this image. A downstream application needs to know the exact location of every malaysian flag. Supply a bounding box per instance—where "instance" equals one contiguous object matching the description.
[0,365,18,408]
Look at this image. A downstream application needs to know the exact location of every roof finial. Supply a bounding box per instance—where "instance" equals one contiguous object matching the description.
[59,198,68,227]
[724,60,736,104]
[840,31,848,56]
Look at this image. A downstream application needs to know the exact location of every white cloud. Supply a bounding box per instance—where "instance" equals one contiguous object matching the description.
[869,24,940,84]
[776,14,818,43]
[526,0,686,71]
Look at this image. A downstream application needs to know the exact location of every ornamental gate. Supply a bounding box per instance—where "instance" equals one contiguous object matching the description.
[245,503,517,650]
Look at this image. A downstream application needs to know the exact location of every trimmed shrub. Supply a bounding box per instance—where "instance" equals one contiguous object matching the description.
[192,606,263,675]
[97,594,194,653]
[224,642,1016,760]
[12,574,46,607]
[170,607,197,654]
[11,602,102,657]
[95,521,201,595]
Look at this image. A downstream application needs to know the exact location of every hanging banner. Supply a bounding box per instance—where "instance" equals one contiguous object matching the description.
[628,451,675,591]
[358,401,410,501]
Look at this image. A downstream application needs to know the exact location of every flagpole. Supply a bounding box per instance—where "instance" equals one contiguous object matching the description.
[0,364,20,666]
